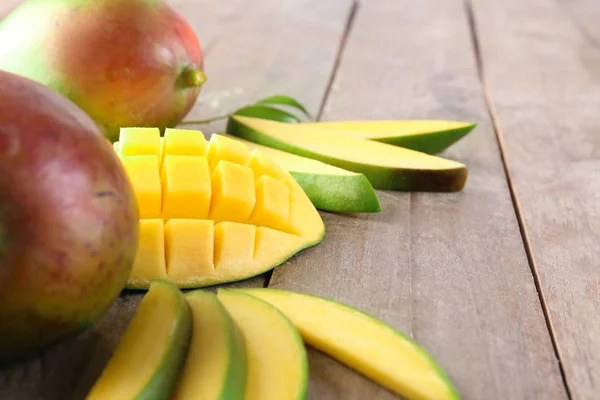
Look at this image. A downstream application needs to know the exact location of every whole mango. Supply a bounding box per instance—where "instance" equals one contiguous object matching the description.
[0,70,140,364]
[0,0,205,142]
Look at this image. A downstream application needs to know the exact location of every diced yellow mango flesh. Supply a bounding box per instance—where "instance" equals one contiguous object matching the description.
[118,127,161,157]
[117,130,324,289]
[121,156,162,219]
[209,161,256,224]
[254,227,306,267]
[161,155,212,221]
[162,128,208,165]
[249,175,290,232]
[207,134,251,171]
[214,222,256,269]
[165,219,214,279]
[129,219,167,282]
[247,150,290,182]
[127,219,309,289]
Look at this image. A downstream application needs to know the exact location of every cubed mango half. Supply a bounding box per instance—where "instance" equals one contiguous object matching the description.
[116,130,325,289]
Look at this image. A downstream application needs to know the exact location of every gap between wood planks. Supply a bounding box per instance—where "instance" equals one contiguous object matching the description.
[462,0,573,398]
[263,0,360,288]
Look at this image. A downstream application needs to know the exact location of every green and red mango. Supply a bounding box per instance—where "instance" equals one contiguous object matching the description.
[0,70,139,364]
[0,0,205,142]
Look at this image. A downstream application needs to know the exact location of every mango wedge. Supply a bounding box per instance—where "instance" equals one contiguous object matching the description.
[301,120,476,154]
[171,290,248,400]
[114,128,325,289]
[234,288,460,400]
[221,134,381,213]
[226,116,468,192]
[86,280,192,400]
[217,289,308,400]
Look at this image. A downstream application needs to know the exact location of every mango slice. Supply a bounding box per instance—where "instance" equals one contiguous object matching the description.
[86,280,192,400]
[301,120,476,154]
[171,290,248,400]
[115,129,324,289]
[217,289,308,400]
[234,288,460,400]
[227,116,468,192]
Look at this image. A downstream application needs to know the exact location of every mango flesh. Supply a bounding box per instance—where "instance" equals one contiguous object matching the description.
[115,128,325,289]
[227,116,468,192]
[86,280,192,400]
[0,0,205,142]
[235,288,460,400]
[217,289,308,400]
[0,70,139,364]
[221,134,381,213]
[302,120,477,154]
[171,290,248,400]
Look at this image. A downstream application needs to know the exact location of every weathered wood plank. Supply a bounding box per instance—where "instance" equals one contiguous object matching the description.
[471,0,600,397]
[268,0,569,398]
[0,1,352,399]
[557,0,600,45]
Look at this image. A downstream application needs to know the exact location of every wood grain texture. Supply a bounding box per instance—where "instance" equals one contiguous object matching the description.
[556,0,600,46]
[268,0,569,398]
[0,0,352,399]
[471,0,600,397]
[181,0,354,133]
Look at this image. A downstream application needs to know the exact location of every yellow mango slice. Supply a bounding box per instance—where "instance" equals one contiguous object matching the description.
[234,288,460,400]
[209,161,256,224]
[216,289,308,400]
[118,127,161,157]
[249,175,290,232]
[161,155,211,221]
[172,290,248,400]
[116,129,325,289]
[207,134,251,171]
[121,156,162,219]
[165,219,214,279]
[129,219,167,285]
[86,281,191,400]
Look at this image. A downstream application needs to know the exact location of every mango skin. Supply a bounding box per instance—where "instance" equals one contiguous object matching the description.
[0,70,140,364]
[0,0,204,142]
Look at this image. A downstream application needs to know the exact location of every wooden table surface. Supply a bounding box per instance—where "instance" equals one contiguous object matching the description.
[1,0,599,399]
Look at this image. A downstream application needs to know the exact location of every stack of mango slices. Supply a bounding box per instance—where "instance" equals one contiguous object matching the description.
[112,128,325,289]
[86,280,461,400]
[224,116,476,212]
